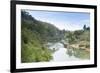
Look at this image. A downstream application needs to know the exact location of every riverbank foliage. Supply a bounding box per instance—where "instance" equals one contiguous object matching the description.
[65,26,90,59]
[21,10,90,62]
[21,11,63,63]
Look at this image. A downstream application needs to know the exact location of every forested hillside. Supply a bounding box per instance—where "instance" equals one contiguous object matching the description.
[21,11,64,62]
[21,10,90,62]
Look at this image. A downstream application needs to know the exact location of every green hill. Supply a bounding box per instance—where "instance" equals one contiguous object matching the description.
[21,10,90,62]
[21,11,63,63]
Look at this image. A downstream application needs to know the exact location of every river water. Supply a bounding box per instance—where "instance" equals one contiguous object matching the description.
[47,42,81,62]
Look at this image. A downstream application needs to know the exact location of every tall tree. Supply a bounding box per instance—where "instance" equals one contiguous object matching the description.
[83,24,86,30]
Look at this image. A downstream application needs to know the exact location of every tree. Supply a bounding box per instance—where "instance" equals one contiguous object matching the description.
[86,27,90,30]
[83,24,86,30]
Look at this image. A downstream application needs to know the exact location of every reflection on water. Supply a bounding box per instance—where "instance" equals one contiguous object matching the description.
[47,42,81,62]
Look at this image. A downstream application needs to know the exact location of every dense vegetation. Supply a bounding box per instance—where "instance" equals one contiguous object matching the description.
[21,10,90,62]
[21,11,64,63]
[65,25,90,59]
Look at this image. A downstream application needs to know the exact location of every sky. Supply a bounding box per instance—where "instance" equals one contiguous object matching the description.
[25,10,90,31]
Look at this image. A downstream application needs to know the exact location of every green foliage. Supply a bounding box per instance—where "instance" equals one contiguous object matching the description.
[65,29,90,44]
[21,10,90,61]
[83,24,90,31]
[83,24,86,30]
[65,26,90,59]
[21,10,64,63]
[67,47,90,59]
[21,11,59,63]
[73,48,90,59]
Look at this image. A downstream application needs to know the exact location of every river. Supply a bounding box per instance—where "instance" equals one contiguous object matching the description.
[47,42,81,62]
